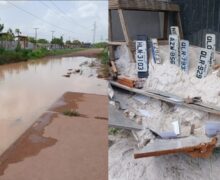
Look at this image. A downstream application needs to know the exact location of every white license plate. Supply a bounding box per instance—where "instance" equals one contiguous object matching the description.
[169,34,179,65]
[180,40,189,72]
[196,48,211,79]
[205,34,216,66]
[151,38,161,64]
[170,26,180,37]
[136,41,147,72]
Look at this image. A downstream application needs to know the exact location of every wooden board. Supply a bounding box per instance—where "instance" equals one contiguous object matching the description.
[109,0,180,12]
[110,81,220,116]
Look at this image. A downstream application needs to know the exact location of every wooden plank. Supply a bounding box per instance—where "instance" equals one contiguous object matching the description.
[109,0,180,12]
[110,81,220,116]
[118,9,135,62]
[118,9,130,43]
[109,10,115,61]
[108,41,126,46]
[176,12,184,39]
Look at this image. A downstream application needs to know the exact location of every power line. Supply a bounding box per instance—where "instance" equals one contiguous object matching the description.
[50,1,88,29]
[8,1,78,37]
[39,1,87,31]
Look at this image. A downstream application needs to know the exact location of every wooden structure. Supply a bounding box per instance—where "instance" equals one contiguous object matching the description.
[108,0,183,62]
[16,35,28,49]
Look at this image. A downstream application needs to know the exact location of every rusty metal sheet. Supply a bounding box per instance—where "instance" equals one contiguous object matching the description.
[134,136,217,159]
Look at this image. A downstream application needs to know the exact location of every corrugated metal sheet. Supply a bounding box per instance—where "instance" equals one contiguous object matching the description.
[171,0,220,51]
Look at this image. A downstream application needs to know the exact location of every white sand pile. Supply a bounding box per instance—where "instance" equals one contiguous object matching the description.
[115,45,220,106]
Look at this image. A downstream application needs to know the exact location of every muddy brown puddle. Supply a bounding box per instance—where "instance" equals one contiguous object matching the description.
[0,56,107,155]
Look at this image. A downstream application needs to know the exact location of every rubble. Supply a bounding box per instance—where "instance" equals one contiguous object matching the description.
[109,42,220,159]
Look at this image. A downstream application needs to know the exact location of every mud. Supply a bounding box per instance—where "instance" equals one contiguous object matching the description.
[0,55,107,156]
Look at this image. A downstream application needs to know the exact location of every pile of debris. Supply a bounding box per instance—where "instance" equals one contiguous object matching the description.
[109,32,220,158]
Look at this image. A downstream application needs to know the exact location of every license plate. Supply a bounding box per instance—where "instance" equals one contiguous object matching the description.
[151,38,161,64]
[170,26,180,37]
[136,41,148,72]
[205,34,216,66]
[196,48,211,79]
[180,40,189,72]
[169,34,179,65]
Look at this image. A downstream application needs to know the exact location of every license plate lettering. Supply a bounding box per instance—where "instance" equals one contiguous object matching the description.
[151,38,161,64]
[205,34,216,66]
[169,35,179,65]
[136,41,148,73]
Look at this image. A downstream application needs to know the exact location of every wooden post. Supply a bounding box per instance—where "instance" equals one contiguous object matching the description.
[163,12,169,40]
[176,12,184,39]
[108,9,115,61]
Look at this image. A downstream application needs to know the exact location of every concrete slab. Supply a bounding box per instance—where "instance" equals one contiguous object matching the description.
[0,92,108,180]
[109,104,142,131]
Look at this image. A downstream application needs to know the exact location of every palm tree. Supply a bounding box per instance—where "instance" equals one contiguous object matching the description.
[15,28,21,36]
[7,28,14,41]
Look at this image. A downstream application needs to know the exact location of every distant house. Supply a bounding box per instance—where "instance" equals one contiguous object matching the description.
[82,43,92,48]
[15,35,28,49]
[0,32,9,39]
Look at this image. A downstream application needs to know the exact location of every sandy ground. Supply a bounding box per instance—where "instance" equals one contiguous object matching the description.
[0,92,108,180]
[109,131,220,180]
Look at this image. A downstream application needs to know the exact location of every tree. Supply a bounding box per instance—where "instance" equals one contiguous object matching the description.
[38,38,48,44]
[28,37,36,44]
[72,40,81,46]
[65,40,72,45]
[7,28,15,41]
[51,36,64,46]
[15,28,21,36]
[0,24,3,33]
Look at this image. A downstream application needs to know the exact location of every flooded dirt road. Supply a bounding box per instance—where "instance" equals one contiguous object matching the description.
[0,55,107,155]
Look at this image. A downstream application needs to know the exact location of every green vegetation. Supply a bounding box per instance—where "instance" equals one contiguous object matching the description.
[108,128,120,135]
[97,47,109,78]
[92,42,107,48]
[0,47,84,65]
[99,47,108,65]
[63,109,80,117]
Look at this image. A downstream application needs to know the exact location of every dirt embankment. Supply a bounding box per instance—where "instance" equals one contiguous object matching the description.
[44,48,104,59]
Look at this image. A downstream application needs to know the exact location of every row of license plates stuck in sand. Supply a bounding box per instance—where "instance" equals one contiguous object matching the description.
[136,26,216,79]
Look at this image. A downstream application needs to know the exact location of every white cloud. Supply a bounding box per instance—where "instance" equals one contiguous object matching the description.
[0,1,108,42]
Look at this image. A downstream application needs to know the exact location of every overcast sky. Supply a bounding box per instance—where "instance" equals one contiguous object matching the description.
[0,0,108,43]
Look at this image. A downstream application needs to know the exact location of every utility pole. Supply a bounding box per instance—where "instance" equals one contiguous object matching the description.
[51,30,55,41]
[51,31,55,50]
[92,21,96,44]
[34,28,39,48]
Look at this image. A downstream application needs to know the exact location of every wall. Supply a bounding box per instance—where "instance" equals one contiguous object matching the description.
[111,10,164,41]
[171,0,220,51]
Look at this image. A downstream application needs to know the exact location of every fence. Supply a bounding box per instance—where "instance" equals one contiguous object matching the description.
[171,0,220,51]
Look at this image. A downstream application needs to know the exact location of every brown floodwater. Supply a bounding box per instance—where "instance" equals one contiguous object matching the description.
[0,56,107,155]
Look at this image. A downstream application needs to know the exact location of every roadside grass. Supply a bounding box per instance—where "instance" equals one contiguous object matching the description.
[0,47,85,65]
[62,109,80,117]
[109,127,120,135]
[97,48,110,78]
